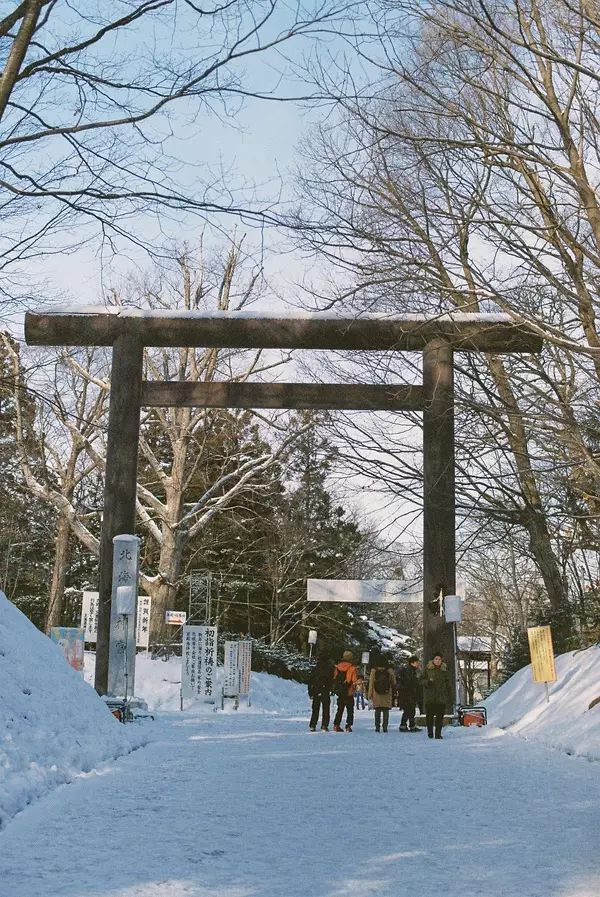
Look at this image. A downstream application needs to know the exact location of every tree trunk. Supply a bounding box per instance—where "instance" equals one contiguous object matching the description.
[44,514,71,634]
[147,521,185,640]
[523,507,567,614]
[487,356,567,613]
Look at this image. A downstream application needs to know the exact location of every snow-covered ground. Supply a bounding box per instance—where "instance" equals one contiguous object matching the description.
[83,651,308,715]
[3,593,600,896]
[0,593,147,830]
[1,709,599,897]
[485,644,600,761]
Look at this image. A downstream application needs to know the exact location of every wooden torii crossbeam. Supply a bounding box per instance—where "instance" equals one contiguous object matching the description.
[25,308,542,696]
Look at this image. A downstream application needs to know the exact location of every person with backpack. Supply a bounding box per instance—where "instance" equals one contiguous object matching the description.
[420,651,454,739]
[332,650,358,732]
[367,656,396,733]
[396,655,422,732]
[308,654,334,731]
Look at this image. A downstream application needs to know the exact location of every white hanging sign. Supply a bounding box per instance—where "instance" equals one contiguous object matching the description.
[307,579,422,603]
[308,577,466,604]
[182,625,218,700]
[444,595,463,623]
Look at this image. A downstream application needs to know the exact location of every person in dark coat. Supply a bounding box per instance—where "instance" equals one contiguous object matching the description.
[308,654,334,731]
[396,655,422,732]
[420,652,454,739]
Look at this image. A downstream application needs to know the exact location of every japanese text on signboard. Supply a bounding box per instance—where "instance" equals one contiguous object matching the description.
[181,625,218,700]
[237,640,252,696]
[223,641,240,695]
[527,626,557,684]
[81,591,99,642]
[81,591,151,648]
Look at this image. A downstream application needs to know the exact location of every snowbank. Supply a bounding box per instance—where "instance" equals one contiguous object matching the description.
[84,651,309,715]
[0,593,146,829]
[485,644,600,761]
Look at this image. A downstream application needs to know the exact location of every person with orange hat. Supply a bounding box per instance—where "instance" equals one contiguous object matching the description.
[332,650,358,732]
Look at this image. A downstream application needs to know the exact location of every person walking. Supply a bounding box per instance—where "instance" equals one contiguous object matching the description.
[332,650,358,732]
[308,654,334,731]
[367,656,395,732]
[355,675,366,710]
[396,656,422,732]
[420,652,454,739]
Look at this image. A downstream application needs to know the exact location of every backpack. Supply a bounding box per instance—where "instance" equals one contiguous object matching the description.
[374,668,390,694]
[334,667,350,697]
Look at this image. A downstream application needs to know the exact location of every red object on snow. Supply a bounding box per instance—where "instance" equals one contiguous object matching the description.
[459,706,487,727]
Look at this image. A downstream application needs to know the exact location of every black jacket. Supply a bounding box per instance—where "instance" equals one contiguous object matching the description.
[396,664,420,705]
[308,660,334,698]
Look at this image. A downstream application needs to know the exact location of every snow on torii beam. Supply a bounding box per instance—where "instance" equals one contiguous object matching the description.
[24,307,542,697]
[25,308,543,353]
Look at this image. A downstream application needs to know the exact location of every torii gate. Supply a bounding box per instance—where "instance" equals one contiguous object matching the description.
[25,309,542,695]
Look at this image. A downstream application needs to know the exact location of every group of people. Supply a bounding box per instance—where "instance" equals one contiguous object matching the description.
[307,649,454,739]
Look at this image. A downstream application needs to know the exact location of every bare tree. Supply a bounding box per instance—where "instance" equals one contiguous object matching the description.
[7,244,310,636]
[0,0,361,312]
[290,0,600,639]
[2,335,108,630]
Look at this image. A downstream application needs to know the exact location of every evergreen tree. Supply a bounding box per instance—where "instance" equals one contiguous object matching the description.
[266,413,370,653]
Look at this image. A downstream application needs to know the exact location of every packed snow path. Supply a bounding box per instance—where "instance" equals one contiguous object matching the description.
[1,710,598,897]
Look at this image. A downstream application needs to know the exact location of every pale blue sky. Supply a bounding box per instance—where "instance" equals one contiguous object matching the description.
[25,1,377,309]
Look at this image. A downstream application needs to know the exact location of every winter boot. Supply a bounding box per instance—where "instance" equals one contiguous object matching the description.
[345,725,353,732]
[309,726,316,732]
[409,726,422,732]
[399,724,409,732]
[333,724,343,732]
[321,725,329,731]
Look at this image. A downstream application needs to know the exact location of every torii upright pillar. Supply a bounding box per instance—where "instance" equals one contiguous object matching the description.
[95,334,143,696]
[24,308,542,698]
[422,339,456,689]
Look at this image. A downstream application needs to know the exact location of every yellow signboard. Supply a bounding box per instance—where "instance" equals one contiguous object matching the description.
[527,626,557,684]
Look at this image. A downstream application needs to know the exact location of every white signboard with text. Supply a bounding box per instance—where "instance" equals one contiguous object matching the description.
[81,591,151,649]
[223,640,240,696]
[165,610,187,626]
[136,595,151,649]
[238,640,252,696]
[81,590,99,641]
[181,625,217,701]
